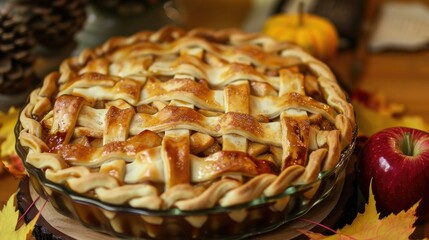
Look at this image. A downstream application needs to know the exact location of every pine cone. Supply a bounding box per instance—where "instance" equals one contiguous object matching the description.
[0,11,35,94]
[89,0,164,16]
[11,0,87,47]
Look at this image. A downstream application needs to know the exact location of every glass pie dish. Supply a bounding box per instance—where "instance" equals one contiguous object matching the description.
[16,121,356,239]
[15,26,357,239]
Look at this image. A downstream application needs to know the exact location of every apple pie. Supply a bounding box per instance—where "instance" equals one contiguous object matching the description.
[18,26,355,232]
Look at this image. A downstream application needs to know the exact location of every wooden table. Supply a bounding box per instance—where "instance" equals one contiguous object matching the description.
[359,50,429,121]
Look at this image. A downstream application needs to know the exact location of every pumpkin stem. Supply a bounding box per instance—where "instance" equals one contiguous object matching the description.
[298,1,304,27]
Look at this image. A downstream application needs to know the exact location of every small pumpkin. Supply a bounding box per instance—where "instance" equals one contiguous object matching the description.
[263,10,339,60]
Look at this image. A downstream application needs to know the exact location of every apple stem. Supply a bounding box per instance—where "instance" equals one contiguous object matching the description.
[402,132,414,156]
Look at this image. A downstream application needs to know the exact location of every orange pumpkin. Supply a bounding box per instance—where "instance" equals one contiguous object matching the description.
[263,13,339,60]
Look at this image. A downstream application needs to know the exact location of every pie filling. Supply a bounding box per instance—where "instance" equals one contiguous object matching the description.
[19,26,355,213]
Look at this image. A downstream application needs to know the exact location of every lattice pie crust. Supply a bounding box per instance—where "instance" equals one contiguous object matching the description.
[19,26,354,214]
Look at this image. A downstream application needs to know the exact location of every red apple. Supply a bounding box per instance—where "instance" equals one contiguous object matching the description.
[358,127,429,219]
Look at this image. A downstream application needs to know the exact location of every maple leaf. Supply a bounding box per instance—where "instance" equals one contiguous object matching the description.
[0,191,39,240]
[299,185,418,240]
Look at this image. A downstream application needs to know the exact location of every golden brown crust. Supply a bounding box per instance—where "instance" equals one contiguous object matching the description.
[19,26,355,213]
[162,130,191,189]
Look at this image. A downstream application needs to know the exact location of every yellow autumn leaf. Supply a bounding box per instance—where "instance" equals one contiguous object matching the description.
[0,191,39,240]
[299,185,418,239]
[0,107,26,177]
[352,100,429,136]
[0,107,20,158]
[350,89,429,136]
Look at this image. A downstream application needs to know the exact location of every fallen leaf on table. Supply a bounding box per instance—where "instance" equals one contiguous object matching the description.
[299,184,418,239]
[351,89,404,115]
[351,89,429,136]
[3,154,26,178]
[0,107,20,158]
[0,107,25,178]
[353,101,429,136]
[0,191,39,240]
